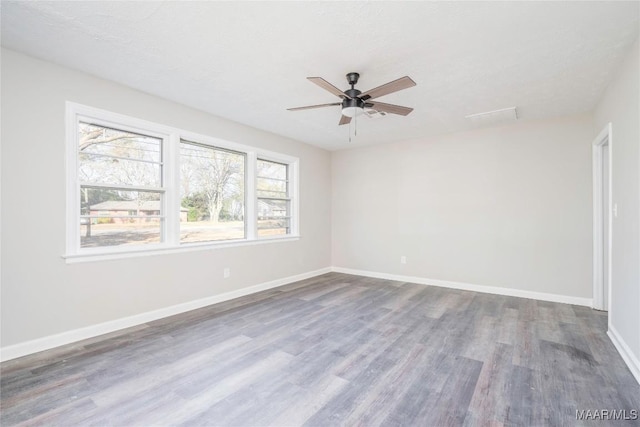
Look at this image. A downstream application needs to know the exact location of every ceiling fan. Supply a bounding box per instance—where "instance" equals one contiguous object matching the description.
[288,72,416,125]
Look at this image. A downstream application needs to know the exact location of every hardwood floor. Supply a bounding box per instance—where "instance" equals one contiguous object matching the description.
[2,273,639,426]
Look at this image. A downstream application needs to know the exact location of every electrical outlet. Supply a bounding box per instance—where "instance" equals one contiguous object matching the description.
[223,268,230,279]
[400,256,407,264]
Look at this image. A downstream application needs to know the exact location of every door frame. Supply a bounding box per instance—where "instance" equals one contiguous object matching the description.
[592,123,612,311]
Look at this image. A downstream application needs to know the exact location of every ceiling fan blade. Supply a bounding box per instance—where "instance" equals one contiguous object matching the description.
[307,77,351,99]
[368,101,414,116]
[339,115,352,126]
[287,102,341,111]
[359,76,416,101]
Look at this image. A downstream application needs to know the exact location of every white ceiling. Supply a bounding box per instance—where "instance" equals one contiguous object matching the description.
[2,1,638,151]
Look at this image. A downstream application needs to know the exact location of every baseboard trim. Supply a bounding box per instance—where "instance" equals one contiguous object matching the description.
[608,325,640,385]
[331,266,593,307]
[0,267,332,362]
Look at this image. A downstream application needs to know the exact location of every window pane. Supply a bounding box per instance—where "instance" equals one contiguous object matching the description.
[79,123,161,163]
[79,188,162,248]
[257,159,287,180]
[179,141,245,243]
[79,152,161,187]
[257,178,287,198]
[257,198,290,236]
[257,219,290,237]
[78,123,162,188]
[257,160,287,198]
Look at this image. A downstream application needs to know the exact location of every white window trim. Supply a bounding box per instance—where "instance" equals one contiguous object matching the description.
[65,102,300,263]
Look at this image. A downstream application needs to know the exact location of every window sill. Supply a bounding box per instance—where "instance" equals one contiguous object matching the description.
[62,235,301,264]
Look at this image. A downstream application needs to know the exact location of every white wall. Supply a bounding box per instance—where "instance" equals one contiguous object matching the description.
[0,49,332,348]
[594,38,640,377]
[332,114,594,300]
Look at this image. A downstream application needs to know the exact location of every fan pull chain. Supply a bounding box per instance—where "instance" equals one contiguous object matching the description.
[354,109,357,137]
[347,111,357,143]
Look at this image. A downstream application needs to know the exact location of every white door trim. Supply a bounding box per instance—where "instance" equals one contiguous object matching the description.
[592,123,612,311]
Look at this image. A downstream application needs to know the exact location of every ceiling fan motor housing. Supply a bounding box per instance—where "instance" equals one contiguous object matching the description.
[343,72,364,112]
[341,96,365,117]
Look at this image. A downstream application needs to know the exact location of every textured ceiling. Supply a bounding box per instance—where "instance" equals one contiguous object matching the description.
[1,1,638,151]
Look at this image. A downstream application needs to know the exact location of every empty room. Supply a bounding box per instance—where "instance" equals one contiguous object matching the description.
[1,1,639,426]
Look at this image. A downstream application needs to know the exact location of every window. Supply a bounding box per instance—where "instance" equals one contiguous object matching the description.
[179,141,246,243]
[66,103,298,260]
[77,122,165,248]
[257,159,290,236]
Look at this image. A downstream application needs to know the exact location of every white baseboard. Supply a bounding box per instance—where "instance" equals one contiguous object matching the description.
[331,266,593,307]
[0,267,331,362]
[0,266,599,362]
[608,325,640,385]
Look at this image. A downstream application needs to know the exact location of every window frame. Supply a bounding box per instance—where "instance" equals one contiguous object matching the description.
[65,102,299,263]
[256,158,292,237]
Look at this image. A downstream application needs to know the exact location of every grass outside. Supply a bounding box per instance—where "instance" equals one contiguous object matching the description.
[80,220,285,248]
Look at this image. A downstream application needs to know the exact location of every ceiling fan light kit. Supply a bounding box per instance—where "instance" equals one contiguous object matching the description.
[288,72,416,127]
[341,102,365,118]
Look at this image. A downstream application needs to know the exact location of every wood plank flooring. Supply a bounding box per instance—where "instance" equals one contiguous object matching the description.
[2,273,639,426]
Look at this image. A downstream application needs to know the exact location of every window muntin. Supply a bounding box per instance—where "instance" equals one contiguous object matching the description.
[257,159,290,237]
[67,103,298,258]
[179,141,246,243]
[78,122,164,249]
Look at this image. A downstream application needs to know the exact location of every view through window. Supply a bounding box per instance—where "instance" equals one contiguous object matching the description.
[68,104,298,257]
[257,159,290,236]
[179,141,245,243]
[78,122,163,248]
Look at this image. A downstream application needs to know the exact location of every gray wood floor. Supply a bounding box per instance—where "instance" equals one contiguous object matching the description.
[2,273,639,426]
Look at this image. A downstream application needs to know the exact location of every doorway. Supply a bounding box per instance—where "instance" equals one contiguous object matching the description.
[592,123,612,311]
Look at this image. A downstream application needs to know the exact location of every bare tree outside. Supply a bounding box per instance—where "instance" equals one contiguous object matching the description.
[179,141,245,243]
